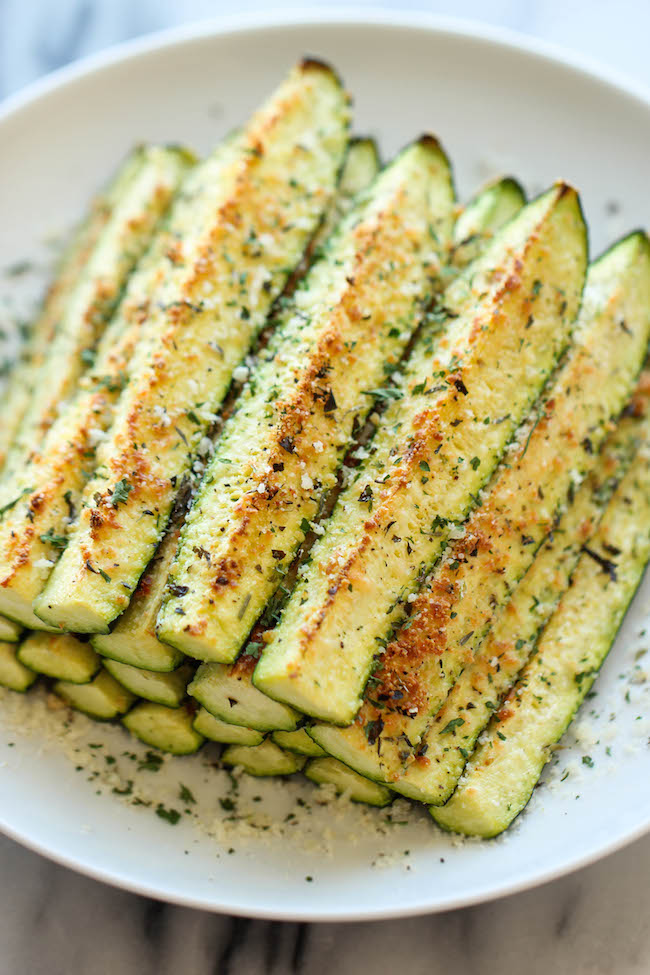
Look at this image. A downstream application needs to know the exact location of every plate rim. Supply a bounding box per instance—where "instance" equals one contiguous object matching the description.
[1,7,649,920]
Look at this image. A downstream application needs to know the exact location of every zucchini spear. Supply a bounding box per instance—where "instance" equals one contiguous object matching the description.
[0,147,145,473]
[157,136,455,662]
[432,424,650,837]
[0,642,37,692]
[186,176,528,733]
[1,146,187,482]
[90,136,382,675]
[34,60,350,634]
[398,369,650,804]
[254,183,588,725]
[0,146,194,631]
[311,231,650,782]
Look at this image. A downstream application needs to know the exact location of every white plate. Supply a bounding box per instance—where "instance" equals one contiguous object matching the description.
[1,10,649,921]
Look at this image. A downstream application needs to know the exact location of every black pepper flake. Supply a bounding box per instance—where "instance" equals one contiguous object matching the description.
[583,546,618,581]
[323,389,337,413]
[365,717,384,746]
[167,583,189,598]
[453,377,469,396]
[271,549,286,560]
[279,436,296,454]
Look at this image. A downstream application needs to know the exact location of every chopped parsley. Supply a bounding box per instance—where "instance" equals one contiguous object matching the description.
[110,478,133,508]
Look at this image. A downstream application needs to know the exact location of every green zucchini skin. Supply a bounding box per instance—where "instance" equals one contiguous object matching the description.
[17,631,101,684]
[54,668,136,720]
[157,136,454,663]
[255,183,587,725]
[0,642,37,692]
[310,231,650,785]
[0,146,194,632]
[221,739,306,777]
[102,658,194,708]
[122,701,204,755]
[34,61,350,635]
[304,757,393,806]
[431,429,650,837]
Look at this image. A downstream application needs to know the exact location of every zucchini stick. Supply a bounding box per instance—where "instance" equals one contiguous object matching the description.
[91,137,381,674]
[54,668,136,720]
[0,642,37,692]
[391,371,650,803]
[2,146,187,481]
[432,431,650,837]
[123,701,204,755]
[0,149,144,473]
[0,147,194,631]
[186,177,528,733]
[34,60,350,634]
[157,136,455,662]
[311,232,650,781]
[254,183,587,725]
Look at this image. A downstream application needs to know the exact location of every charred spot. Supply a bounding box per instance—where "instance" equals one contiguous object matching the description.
[167,583,189,598]
[358,484,373,504]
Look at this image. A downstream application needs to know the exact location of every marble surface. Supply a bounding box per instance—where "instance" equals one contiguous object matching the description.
[1,2,649,972]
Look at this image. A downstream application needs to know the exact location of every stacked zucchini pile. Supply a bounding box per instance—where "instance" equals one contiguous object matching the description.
[1,59,649,837]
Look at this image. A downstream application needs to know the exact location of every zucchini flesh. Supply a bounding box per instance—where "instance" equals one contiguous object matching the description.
[34,61,350,634]
[91,524,184,671]
[391,385,650,803]
[54,668,136,719]
[432,438,650,837]
[17,631,100,684]
[304,757,393,806]
[122,701,203,755]
[0,642,37,692]
[193,707,264,746]
[0,149,141,473]
[0,616,21,643]
[90,139,380,674]
[103,658,193,708]
[157,137,454,662]
[451,177,525,270]
[254,183,588,724]
[0,146,194,631]
[221,739,305,776]
[2,146,187,480]
[311,231,650,779]
[272,728,327,757]
[189,656,299,733]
